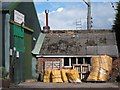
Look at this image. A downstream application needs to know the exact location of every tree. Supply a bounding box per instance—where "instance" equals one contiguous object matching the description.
[113,1,120,55]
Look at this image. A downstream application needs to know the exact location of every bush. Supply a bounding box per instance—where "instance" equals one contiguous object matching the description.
[0,67,9,79]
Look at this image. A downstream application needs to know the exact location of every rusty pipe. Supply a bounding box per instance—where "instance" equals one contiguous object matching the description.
[45,10,49,27]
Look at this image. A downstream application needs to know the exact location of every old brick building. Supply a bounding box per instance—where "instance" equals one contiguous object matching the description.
[36,30,119,80]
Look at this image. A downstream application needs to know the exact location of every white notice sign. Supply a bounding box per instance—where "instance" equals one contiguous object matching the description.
[14,10,25,25]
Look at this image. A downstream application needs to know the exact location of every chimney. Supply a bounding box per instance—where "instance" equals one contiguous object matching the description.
[45,10,49,26]
[42,10,50,33]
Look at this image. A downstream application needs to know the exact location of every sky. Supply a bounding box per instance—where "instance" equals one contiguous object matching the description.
[34,0,119,30]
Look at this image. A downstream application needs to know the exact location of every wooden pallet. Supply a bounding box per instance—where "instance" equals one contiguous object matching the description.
[72,64,90,80]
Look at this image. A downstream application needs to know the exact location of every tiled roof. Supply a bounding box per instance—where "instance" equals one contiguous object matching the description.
[39,30,119,57]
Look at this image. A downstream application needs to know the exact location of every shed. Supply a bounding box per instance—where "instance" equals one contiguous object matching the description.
[1,1,41,83]
[36,30,119,80]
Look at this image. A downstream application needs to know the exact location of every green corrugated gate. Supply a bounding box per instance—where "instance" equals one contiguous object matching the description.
[13,24,24,52]
[11,24,32,83]
[24,30,32,80]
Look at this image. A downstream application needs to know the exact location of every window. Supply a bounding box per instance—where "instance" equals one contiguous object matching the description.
[85,57,91,65]
[64,57,91,67]
[64,57,69,66]
[78,57,83,64]
[71,57,76,66]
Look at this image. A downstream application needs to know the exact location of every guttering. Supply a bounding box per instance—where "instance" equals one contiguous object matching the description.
[36,54,113,58]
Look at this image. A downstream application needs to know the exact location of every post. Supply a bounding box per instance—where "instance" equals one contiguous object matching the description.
[87,0,91,30]
[83,0,92,30]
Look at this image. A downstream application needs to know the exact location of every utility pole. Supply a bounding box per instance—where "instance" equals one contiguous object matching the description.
[87,0,92,30]
[83,0,92,30]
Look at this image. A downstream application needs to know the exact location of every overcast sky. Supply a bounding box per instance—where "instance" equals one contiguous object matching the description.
[34,0,118,30]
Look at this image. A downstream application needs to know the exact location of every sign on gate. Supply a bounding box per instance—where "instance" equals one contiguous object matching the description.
[14,10,25,25]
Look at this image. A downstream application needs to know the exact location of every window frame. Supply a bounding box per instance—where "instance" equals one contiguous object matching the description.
[63,57,91,67]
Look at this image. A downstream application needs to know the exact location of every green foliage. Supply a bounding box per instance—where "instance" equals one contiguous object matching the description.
[113,1,120,30]
[0,67,9,79]
[113,1,120,52]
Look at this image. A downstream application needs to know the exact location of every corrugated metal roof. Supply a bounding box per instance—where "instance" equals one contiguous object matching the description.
[2,2,13,9]
[2,0,32,11]
[2,2,21,12]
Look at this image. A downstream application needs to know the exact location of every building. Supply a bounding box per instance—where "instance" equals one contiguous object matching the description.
[1,1,41,83]
[36,30,119,80]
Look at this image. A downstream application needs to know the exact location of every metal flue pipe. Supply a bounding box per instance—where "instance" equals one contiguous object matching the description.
[42,10,50,33]
[45,10,49,26]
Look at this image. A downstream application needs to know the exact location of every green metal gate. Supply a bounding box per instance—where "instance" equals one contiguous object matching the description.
[13,24,24,52]
[10,23,33,83]
[10,24,25,84]
[24,30,32,80]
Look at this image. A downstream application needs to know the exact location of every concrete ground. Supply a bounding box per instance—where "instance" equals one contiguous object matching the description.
[1,82,120,90]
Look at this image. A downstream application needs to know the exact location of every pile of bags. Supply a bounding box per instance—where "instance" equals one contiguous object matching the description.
[43,69,51,82]
[87,55,112,81]
[66,69,81,83]
[51,69,63,83]
[43,69,81,83]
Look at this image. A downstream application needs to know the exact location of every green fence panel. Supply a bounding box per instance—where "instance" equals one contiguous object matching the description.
[13,24,24,52]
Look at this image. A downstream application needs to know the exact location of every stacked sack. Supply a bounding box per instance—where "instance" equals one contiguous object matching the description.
[43,69,81,83]
[43,69,51,82]
[66,69,81,83]
[61,69,69,83]
[87,55,112,81]
[51,69,63,83]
